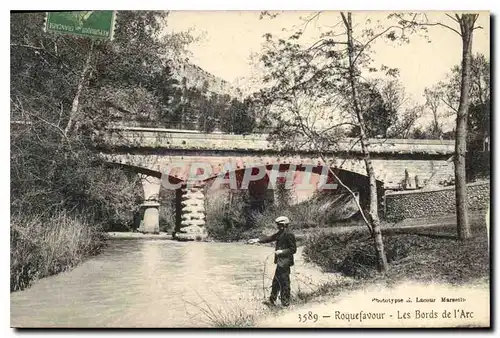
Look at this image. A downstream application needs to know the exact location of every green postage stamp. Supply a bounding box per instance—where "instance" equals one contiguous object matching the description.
[44,11,116,40]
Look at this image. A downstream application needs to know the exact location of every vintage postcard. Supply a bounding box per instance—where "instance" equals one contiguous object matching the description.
[10,10,490,328]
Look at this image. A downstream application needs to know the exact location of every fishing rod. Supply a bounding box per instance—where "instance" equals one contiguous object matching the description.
[262,252,274,299]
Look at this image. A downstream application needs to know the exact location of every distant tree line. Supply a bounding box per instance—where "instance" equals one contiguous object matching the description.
[148,76,257,133]
[414,53,490,181]
[413,53,489,148]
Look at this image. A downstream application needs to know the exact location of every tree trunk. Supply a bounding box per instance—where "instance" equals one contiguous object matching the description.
[342,12,388,272]
[432,109,441,137]
[64,41,94,137]
[455,15,476,240]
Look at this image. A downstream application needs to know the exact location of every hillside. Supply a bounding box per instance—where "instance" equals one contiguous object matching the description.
[170,57,243,99]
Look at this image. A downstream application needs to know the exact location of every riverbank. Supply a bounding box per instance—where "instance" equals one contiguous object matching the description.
[10,213,106,292]
[107,232,172,240]
[203,214,490,328]
[256,278,490,328]
[10,214,489,328]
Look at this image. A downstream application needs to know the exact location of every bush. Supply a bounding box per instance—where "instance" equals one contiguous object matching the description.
[158,188,176,233]
[256,193,364,231]
[206,206,257,242]
[303,220,489,284]
[205,190,264,241]
[205,186,368,241]
[303,230,411,278]
[10,212,106,292]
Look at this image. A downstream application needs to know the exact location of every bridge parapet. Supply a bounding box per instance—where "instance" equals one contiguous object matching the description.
[100,126,455,156]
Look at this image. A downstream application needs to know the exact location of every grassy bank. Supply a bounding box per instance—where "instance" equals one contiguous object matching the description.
[199,215,489,327]
[10,212,107,292]
[303,216,489,284]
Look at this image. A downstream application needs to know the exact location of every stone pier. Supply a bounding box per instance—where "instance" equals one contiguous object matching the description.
[176,184,207,241]
[138,175,161,234]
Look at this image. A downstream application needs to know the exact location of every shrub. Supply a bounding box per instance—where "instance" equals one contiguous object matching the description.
[204,188,279,241]
[303,230,411,278]
[304,217,490,284]
[10,212,106,292]
[204,186,368,241]
[206,211,262,242]
[260,193,364,231]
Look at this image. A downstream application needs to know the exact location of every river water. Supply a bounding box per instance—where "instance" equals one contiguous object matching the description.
[11,239,335,328]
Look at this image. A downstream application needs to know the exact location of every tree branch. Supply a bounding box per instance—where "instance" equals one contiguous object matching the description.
[10,43,44,50]
[445,13,460,23]
[64,41,94,137]
[292,103,373,233]
[440,97,459,113]
[352,25,404,66]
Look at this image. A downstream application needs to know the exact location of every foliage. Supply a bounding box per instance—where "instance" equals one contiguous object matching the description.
[159,188,177,233]
[205,182,365,242]
[395,13,483,240]
[205,190,259,241]
[168,86,257,133]
[10,11,182,222]
[419,53,490,180]
[303,229,389,278]
[423,85,445,138]
[219,98,257,134]
[254,13,424,147]
[10,11,192,288]
[438,53,490,115]
[346,79,422,138]
[10,121,143,231]
[422,53,490,141]
[11,212,107,292]
[303,218,489,282]
[255,11,409,272]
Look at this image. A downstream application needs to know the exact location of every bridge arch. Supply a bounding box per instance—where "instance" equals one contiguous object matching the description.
[104,161,184,234]
[100,133,457,239]
[200,161,384,213]
[104,156,386,238]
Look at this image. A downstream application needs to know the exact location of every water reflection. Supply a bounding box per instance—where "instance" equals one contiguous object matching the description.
[11,239,273,328]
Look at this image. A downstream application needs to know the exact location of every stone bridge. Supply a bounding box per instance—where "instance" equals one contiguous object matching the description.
[98,126,455,240]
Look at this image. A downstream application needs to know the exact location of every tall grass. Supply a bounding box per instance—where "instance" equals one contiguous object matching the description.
[205,191,262,241]
[10,211,107,292]
[183,289,263,328]
[186,299,257,328]
[205,188,363,242]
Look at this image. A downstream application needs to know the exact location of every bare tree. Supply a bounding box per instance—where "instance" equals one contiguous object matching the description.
[256,11,424,273]
[424,86,444,138]
[341,12,388,271]
[395,13,482,240]
[377,79,423,138]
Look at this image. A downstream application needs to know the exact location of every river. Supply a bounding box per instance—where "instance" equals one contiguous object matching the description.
[11,239,335,328]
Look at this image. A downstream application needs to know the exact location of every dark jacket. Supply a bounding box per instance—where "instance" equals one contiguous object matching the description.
[259,229,297,267]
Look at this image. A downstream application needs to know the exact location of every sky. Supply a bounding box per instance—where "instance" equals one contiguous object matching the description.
[165,11,490,106]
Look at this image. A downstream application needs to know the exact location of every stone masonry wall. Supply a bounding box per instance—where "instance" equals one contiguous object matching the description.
[384,181,490,222]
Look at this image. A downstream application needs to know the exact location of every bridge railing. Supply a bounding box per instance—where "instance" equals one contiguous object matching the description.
[105,124,455,143]
[100,125,455,156]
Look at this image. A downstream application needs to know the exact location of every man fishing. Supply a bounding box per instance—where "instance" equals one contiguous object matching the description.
[248,216,297,307]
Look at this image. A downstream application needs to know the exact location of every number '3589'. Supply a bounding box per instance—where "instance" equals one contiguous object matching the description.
[298,311,318,322]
